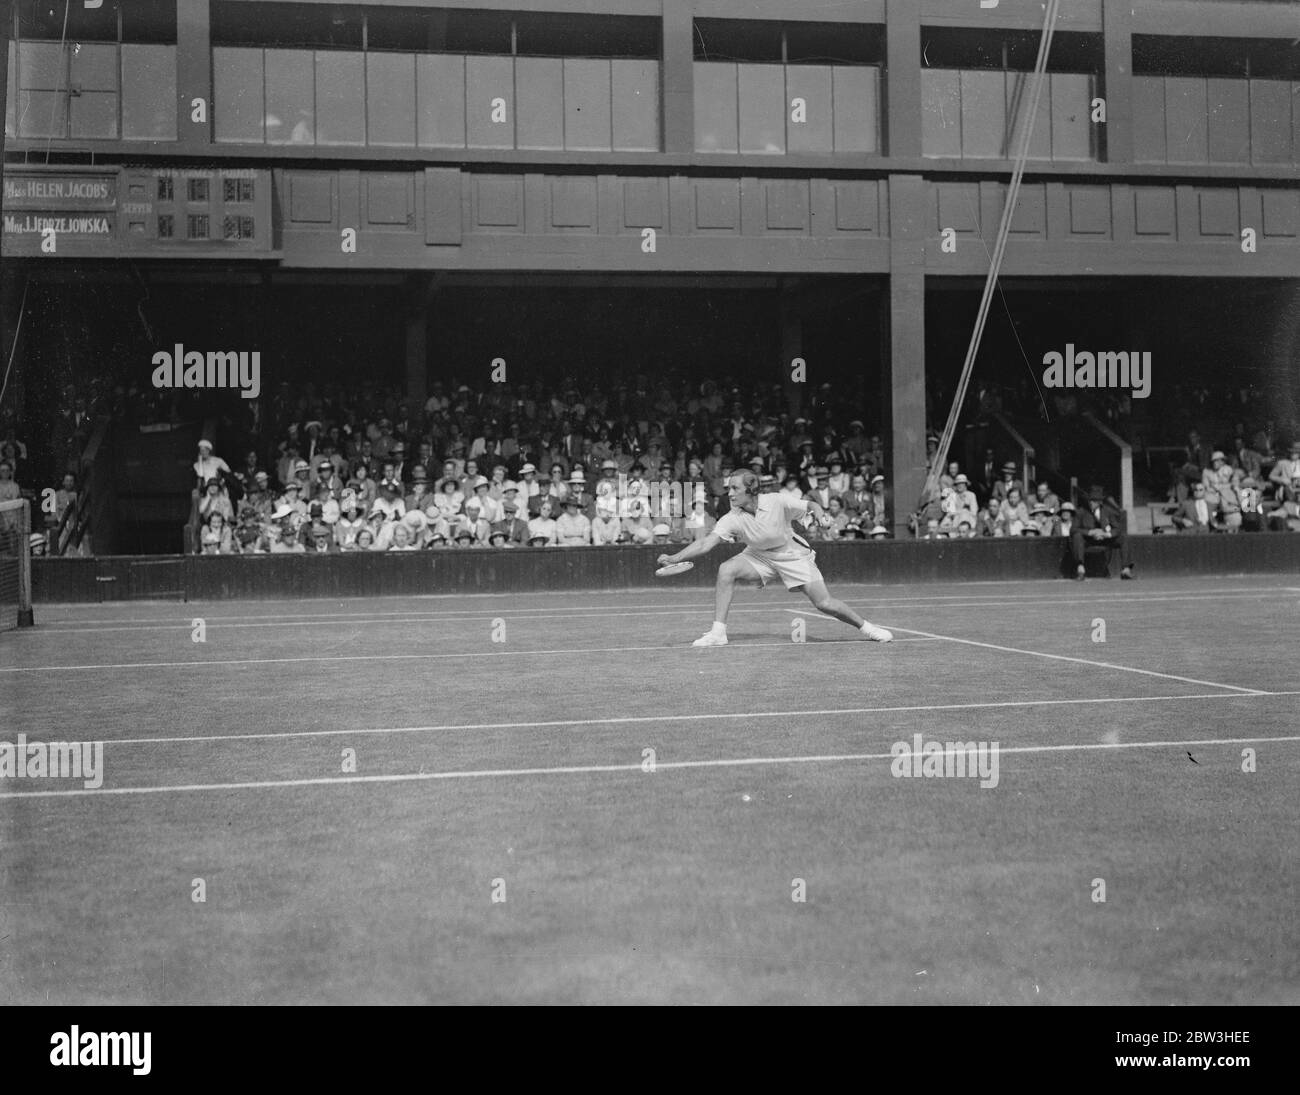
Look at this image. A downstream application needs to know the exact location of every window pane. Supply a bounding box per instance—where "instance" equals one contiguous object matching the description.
[1207,77,1249,163]
[315,51,365,146]
[516,56,564,151]
[367,51,415,147]
[833,66,878,154]
[18,41,65,90]
[19,90,65,137]
[71,42,118,91]
[465,55,513,149]
[611,59,658,151]
[1249,79,1292,164]
[564,58,611,151]
[1164,76,1208,163]
[5,42,15,139]
[214,47,265,143]
[1132,76,1166,162]
[1050,73,1094,161]
[122,43,177,140]
[921,69,961,157]
[1005,70,1049,159]
[417,53,465,148]
[694,62,737,152]
[960,69,1007,158]
[737,63,784,154]
[265,49,314,145]
[786,65,831,154]
[71,93,119,139]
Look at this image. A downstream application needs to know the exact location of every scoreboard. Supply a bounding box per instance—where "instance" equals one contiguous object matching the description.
[2,166,275,258]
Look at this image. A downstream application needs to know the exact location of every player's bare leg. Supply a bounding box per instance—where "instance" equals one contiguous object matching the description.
[800,579,893,642]
[693,556,759,646]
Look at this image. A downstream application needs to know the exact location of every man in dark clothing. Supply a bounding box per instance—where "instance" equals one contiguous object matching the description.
[1069,485,1134,581]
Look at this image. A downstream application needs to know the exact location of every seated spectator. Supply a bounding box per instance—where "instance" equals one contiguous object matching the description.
[976,497,1004,537]
[992,462,1018,503]
[307,522,337,554]
[48,472,77,531]
[953,516,976,539]
[868,523,890,541]
[1001,486,1032,536]
[1267,441,1300,501]
[347,463,378,510]
[451,500,492,545]
[1028,502,1054,537]
[354,527,379,552]
[1054,501,1077,537]
[312,458,342,502]
[488,529,512,549]
[1231,435,1263,482]
[840,473,872,520]
[371,479,406,524]
[922,517,945,540]
[1238,477,1265,533]
[527,499,559,546]
[938,460,962,492]
[289,459,313,498]
[246,472,276,518]
[951,474,979,524]
[1069,485,1134,580]
[279,480,308,519]
[199,477,235,525]
[868,474,889,528]
[556,497,591,545]
[804,467,833,510]
[1202,451,1242,531]
[427,530,449,550]
[472,478,502,523]
[1033,481,1061,516]
[199,511,234,555]
[0,457,22,504]
[1173,482,1214,533]
[1276,480,1300,531]
[401,509,430,549]
[517,463,543,514]
[405,466,433,512]
[590,502,621,545]
[233,505,262,553]
[388,523,419,551]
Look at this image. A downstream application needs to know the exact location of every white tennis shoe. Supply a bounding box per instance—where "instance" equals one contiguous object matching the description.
[692,629,728,647]
[861,623,893,642]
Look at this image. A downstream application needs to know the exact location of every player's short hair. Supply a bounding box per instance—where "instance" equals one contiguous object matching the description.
[729,470,761,496]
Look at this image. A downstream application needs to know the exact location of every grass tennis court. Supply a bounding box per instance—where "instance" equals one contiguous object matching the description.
[2,576,1298,1005]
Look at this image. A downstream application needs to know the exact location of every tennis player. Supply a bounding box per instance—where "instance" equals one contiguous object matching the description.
[657,470,893,646]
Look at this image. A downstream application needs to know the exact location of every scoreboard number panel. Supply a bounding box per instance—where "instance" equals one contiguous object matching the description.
[1,166,274,257]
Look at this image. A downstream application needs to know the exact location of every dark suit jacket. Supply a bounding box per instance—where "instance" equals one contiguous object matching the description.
[1173,499,1212,530]
[1076,498,1127,534]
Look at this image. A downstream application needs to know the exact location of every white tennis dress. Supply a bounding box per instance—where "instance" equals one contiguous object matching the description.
[713,494,824,589]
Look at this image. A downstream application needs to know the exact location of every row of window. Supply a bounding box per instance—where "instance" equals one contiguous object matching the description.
[213,48,659,151]
[921,70,1098,162]
[5,45,1300,167]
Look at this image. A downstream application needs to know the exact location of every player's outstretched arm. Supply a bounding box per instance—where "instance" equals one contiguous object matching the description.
[659,532,721,567]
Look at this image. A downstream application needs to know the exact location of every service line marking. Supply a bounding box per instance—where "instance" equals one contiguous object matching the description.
[20,690,1300,748]
[2,733,1297,800]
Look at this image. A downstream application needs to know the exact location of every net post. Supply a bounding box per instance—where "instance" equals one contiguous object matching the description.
[19,500,34,627]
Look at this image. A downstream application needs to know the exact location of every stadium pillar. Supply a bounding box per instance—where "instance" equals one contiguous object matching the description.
[661,0,695,155]
[887,175,928,538]
[885,0,923,159]
[176,0,213,148]
[1101,0,1134,165]
[405,276,434,411]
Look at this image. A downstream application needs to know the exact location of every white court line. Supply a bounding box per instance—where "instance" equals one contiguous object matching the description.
[0,636,937,674]
[30,586,1287,630]
[885,624,1269,696]
[3,733,1298,799]
[58,690,1300,748]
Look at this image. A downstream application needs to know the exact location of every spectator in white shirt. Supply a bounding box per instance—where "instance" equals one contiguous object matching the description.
[193,440,230,490]
[556,498,592,545]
